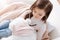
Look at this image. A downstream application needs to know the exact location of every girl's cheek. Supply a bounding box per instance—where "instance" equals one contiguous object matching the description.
[33,13,37,17]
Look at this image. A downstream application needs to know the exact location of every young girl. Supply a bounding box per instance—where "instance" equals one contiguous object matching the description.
[9,0,56,40]
[24,0,53,40]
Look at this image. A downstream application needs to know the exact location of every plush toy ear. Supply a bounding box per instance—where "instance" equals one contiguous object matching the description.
[25,18,31,25]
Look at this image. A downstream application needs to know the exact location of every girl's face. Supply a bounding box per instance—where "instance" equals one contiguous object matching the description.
[33,7,45,20]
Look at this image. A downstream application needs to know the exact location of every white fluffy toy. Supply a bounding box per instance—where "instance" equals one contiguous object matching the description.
[9,16,36,40]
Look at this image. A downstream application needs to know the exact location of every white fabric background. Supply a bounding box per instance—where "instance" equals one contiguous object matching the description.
[0,0,60,40]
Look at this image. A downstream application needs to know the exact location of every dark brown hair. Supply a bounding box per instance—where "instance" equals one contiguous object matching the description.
[25,0,53,22]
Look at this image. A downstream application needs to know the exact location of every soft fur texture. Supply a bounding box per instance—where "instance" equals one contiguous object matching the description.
[0,2,29,22]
